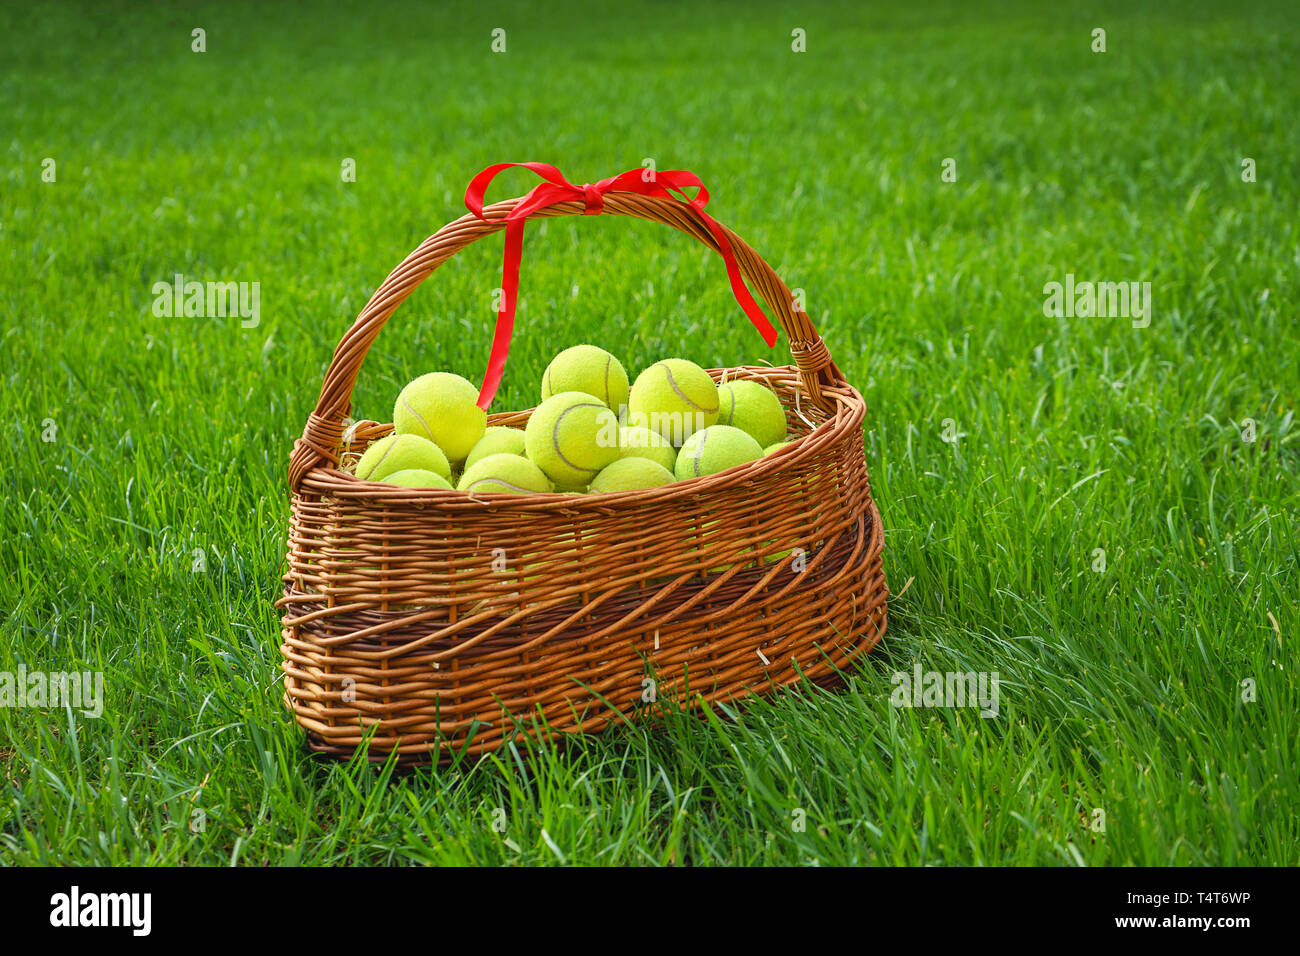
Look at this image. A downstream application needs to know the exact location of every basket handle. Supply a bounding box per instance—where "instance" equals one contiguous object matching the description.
[289,165,843,490]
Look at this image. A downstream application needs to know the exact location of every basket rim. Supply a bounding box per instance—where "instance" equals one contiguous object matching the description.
[296,372,867,511]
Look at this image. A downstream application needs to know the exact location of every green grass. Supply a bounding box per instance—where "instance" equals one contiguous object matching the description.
[2,0,1297,866]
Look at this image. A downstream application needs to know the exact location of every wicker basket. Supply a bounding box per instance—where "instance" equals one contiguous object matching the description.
[279,185,888,763]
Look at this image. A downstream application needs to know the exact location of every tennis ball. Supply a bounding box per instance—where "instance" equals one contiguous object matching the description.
[382,468,454,489]
[763,440,793,456]
[355,433,452,482]
[457,453,551,495]
[589,458,675,493]
[718,380,787,449]
[393,372,486,463]
[541,344,630,411]
[464,426,527,469]
[616,425,677,473]
[674,425,763,480]
[524,391,620,488]
[627,359,719,445]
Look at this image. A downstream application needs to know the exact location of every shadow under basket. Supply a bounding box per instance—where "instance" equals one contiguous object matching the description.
[278,190,888,763]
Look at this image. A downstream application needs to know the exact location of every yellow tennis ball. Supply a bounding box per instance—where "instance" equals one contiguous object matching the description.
[616,425,677,473]
[355,433,451,482]
[627,358,719,445]
[524,391,620,488]
[763,440,793,456]
[541,344,630,411]
[457,453,551,495]
[382,468,454,489]
[464,426,527,469]
[674,424,763,480]
[589,457,676,493]
[718,380,787,449]
[393,372,486,463]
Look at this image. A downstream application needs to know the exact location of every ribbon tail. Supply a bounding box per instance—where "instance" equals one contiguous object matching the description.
[478,219,524,408]
[702,217,779,346]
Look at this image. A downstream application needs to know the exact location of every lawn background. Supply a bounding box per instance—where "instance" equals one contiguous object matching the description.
[1,0,1297,865]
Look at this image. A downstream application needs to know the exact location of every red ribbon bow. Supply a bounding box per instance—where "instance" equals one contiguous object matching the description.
[465,162,779,409]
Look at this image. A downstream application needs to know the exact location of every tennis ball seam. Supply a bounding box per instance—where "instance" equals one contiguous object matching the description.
[357,438,396,479]
[659,362,719,413]
[399,396,434,441]
[356,434,451,482]
[686,428,707,476]
[464,478,537,494]
[718,386,735,424]
[552,401,612,476]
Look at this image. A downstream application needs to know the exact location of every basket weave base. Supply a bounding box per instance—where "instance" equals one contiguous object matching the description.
[283,508,884,763]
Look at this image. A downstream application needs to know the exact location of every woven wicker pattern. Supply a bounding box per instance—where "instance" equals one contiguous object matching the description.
[279,191,887,762]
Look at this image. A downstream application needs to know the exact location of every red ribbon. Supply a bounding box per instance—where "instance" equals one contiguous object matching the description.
[465,162,779,409]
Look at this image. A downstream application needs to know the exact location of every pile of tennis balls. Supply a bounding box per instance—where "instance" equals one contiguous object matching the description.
[351,344,794,495]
